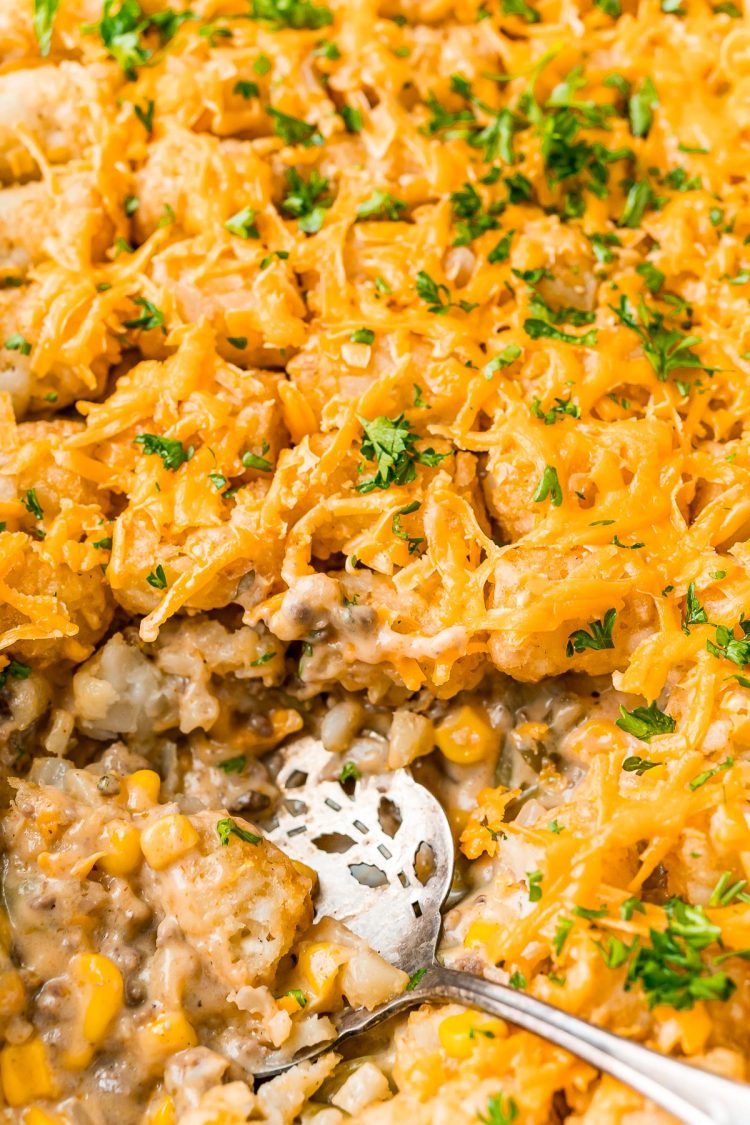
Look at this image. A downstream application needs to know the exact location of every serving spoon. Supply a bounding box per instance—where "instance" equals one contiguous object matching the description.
[258,736,750,1124]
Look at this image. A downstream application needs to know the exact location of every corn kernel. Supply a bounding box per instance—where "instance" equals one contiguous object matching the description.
[144,1094,176,1125]
[297,942,345,1007]
[400,1051,444,1099]
[97,823,142,876]
[1,1039,56,1107]
[123,769,161,810]
[277,993,305,1015]
[137,1012,198,1061]
[0,968,25,1016]
[71,953,124,1044]
[24,1109,65,1125]
[463,919,503,962]
[278,380,316,443]
[438,1010,505,1060]
[141,814,199,870]
[435,706,498,765]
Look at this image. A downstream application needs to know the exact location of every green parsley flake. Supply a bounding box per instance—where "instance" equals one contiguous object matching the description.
[219,755,247,774]
[33,0,60,56]
[216,816,261,846]
[532,465,563,507]
[134,434,194,471]
[146,564,167,589]
[566,608,616,656]
[356,414,448,494]
[616,700,676,742]
[225,208,259,239]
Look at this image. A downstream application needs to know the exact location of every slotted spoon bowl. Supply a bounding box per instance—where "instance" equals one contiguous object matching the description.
[257,736,750,1124]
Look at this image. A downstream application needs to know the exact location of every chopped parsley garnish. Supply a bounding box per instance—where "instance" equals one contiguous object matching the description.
[227,336,247,350]
[242,449,274,472]
[33,0,59,56]
[611,534,644,550]
[85,1,181,78]
[530,396,580,424]
[146,564,167,589]
[624,898,737,1009]
[620,180,655,228]
[5,333,31,356]
[350,328,375,345]
[508,971,527,989]
[612,297,711,381]
[636,261,665,294]
[93,537,113,550]
[688,756,733,791]
[622,755,659,775]
[405,966,428,991]
[628,77,658,138]
[709,871,749,907]
[224,207,260,239]
[532,465,563,507]
[134,98,155,134]
[219,755,247,773]
[356,414,448,493]
[250,651,274,666]
[234,80,260,99]
[572,904,608,919]
[216,816,261,846]
[356,191,406,221]
[589,231,621,264]
[616,700,676,742]
[488,230,514,262]
[478,1094,519,1125]
[0,658,31,691]
[524,319,598,347]
[339,761,361,783]
[553,917,573,955]
[548,819,563,834]
[314,39,340,59]
[134,434,194,471]
[501,0,540,21]
[593,934,632,968]
[267,106,323,147]
[249,0,333,29]
[621,896,645,921]
[123,297,166,333]
[413,384,429,408]
[483,344,522,378]
[415,270,477,315]
[281,168,332,234]
[682,582,708,633]
[566,608,616,656]
[527,869,543,902]
[391,501,423,554]
[284,988,308,1008]
[706,619,750,668]
[199,21,233,46]
[23,489,44,520]
[450,182,502,246]
[504,172,533,203]
[260,251,289,268]
[594,0,621,15]
[208,472,228,490]
[340,104,362,132]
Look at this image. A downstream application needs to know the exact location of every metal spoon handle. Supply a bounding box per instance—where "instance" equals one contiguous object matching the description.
[412,965,749,1125]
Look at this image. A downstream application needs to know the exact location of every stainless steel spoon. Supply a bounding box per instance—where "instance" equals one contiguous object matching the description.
[257,736,750,1124]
